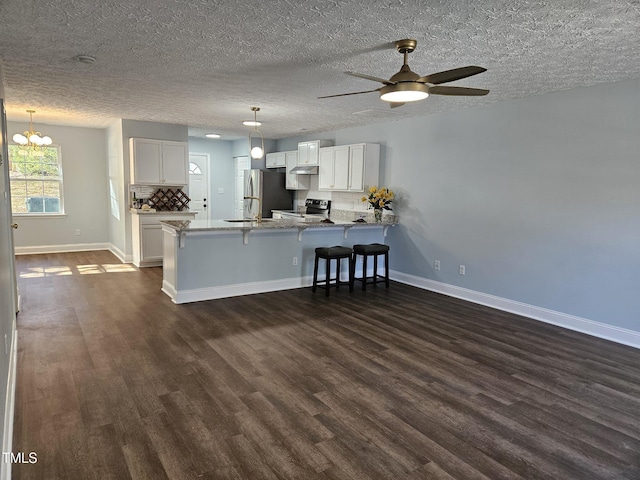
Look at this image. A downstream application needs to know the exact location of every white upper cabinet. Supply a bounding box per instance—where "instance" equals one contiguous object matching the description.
[130,138,188,185]
[266,152,286,168]
[285,150,310,190]
[297,140,332,166]
[319,146,349,190]
[318,143,379,192]
[348,143,366,191]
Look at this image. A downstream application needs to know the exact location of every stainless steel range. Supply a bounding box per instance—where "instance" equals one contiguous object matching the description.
[304,199,330,217]
[271,199,331,221]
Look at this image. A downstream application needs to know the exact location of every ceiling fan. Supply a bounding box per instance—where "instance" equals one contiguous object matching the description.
[318,39,489,108]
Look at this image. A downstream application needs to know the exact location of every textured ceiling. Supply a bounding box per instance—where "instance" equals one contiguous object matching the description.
[1,0,639,140]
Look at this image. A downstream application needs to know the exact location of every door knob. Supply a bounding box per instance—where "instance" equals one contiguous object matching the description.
[11,223,18,229]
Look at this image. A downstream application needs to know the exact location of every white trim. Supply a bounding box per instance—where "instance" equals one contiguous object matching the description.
[14,242,111,255]
[108,243,127,263]
[1,330,18,480]
[11,214,67,218]
[390,270,640,350]
[163,266,369,305]
[14,242,134,264]
[165,276,314,304]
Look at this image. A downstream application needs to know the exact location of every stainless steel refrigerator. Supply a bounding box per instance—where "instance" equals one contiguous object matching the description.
[243,170,292,220]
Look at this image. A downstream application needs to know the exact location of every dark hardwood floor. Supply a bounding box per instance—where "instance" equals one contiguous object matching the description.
[11,250,640,479]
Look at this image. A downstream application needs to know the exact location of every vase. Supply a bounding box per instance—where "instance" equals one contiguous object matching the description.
[374,208,383,223]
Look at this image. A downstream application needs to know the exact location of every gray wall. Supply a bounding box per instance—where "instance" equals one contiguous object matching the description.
[10,122,109,249]
[278,79,640,332]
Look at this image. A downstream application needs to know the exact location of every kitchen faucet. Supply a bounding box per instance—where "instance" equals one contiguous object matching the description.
[243,196,262,222]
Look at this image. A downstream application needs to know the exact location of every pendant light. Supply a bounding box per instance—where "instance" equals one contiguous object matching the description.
[12,110,53,149]
[245,107,264,160]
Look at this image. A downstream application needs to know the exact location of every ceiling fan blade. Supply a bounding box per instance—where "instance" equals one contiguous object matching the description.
[345,71,394,85]
[419,66,487,85]
[428,85,490,96]
[318,88,381,99]
[390,102,405,109]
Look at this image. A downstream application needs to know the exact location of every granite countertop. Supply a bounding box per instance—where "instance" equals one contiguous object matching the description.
[160,217,396,233]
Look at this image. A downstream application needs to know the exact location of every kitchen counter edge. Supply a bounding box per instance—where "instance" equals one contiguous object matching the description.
[160,218,396,233]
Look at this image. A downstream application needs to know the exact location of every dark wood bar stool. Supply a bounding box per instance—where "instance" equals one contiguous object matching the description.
[312,246,354,296]
[352,243,390,290]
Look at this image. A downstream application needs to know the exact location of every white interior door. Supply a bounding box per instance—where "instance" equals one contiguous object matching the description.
[0,97,18,479]
[188,153,210,220]
[234,156,249,219]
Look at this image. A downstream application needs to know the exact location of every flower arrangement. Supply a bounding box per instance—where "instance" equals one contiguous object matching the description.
[362,186,394,222]
[362,186,394,210]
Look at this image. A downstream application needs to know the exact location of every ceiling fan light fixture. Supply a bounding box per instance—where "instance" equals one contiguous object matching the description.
[379,83,429,103]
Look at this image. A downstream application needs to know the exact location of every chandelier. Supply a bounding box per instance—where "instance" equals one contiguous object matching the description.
[12,110,52,149]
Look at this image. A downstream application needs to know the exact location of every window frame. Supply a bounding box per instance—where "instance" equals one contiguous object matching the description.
[8,144,66,217]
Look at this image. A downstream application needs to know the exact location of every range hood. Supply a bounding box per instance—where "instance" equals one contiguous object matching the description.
[290,165,318,174]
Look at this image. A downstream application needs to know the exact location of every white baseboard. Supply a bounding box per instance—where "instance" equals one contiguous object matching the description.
[14,243,134,265]
[391,270,640,350]
[108,244,126,263]
[165,276,314,304]
[1,330,18,480]
[14,243,111,255]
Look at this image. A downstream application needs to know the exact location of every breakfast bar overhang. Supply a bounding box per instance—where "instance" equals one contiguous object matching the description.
[160,219,396,304]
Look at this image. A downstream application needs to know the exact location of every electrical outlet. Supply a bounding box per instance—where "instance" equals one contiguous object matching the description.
[434,260,440,271]
[459,265,466,275]
[292,257,298,266]
[218,187,224,194]
[75,229,81,236]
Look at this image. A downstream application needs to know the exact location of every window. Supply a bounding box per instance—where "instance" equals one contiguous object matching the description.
[8,145,64,214]
[189,162,202,175]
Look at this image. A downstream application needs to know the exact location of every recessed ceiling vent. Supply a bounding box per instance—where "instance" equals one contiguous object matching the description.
[74,55,96,64]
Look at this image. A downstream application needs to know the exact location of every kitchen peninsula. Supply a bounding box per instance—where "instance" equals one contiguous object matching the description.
[160,218,396,303]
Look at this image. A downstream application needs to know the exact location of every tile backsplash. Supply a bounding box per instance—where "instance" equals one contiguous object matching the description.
[330,191,369,212]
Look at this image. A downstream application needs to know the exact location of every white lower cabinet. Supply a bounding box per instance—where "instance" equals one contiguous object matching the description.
[318,143,379,192]
[141,224,163,262]
[132,212,196,267]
